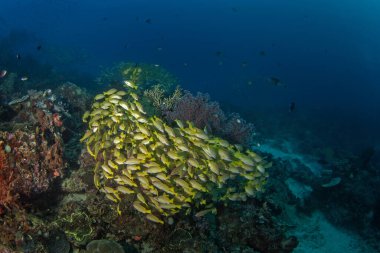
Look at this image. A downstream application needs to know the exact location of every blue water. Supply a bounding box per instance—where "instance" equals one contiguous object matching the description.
[1,0,379,147]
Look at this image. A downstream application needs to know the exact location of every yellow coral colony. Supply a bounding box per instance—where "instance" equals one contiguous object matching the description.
[81,80,270,224]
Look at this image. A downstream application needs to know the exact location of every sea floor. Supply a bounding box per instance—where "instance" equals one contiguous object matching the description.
[256,138,378,253]
[290,209,375,253]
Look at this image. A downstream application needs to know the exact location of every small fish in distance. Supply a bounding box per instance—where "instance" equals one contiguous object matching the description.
[289,101,296,112]
[268,77,286,87]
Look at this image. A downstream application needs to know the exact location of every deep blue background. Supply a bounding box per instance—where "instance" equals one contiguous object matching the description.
[1,0,379,150]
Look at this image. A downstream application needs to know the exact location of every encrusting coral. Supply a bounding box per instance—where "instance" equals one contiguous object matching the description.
[81,80,271,224]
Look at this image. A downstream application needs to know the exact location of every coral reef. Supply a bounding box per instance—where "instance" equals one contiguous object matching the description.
[0,89,66,215]
[81,82,271,224]
[0,61,301,252]
[54,82,92,166]
[55,82,91,116]
[0,208,51,253]
[312,150,380,233]
[217,200,298,253]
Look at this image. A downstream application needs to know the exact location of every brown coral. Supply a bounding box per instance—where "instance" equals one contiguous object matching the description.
[0,144,17,215]
[0,143,7,170]
[0,90,66,215]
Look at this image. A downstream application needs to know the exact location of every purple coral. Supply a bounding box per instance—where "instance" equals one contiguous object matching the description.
[164,91,225,132]
[221,113,255,146]
[164,91,255,146]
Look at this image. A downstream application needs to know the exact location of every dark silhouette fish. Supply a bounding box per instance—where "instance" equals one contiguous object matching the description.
[289,101,296,112]
[268,77,286,87]
[215,51,223,57]
[36,45,42,50]
[259,50,266,56]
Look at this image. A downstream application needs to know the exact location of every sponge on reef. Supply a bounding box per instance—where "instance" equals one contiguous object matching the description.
[81,80,271,224]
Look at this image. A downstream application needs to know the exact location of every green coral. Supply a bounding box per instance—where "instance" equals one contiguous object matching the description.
[96,62,178,92]
[86,239,124,253]
[56,212,95,246]
[81,81,271,224]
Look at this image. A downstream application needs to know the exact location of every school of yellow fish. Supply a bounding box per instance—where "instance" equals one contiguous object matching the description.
[81,80,271,224]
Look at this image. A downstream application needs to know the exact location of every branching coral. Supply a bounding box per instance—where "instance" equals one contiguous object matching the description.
[143,84,183,114]
[81,82,271,224]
